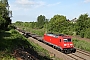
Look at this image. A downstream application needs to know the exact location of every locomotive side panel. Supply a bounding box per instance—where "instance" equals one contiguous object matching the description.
[43,34,64,50]
[49,36,58,46]
[43,34,51,43]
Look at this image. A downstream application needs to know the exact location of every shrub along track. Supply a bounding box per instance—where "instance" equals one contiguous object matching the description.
[16,28,90,60]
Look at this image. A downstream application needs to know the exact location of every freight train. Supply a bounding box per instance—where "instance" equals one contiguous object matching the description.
[43,33,76,53]
[16,28,76,54]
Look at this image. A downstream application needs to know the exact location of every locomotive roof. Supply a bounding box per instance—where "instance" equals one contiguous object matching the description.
[46,33,64,37]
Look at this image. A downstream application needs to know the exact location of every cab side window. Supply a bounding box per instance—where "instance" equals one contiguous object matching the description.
[60,39,61,42]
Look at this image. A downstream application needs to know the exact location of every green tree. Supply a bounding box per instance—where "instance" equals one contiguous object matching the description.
[0,2,11,30]
[84,28,90,38]
[75,13,89,35]
[48,14,67,32]
[37,15,46,29]
[0,15,6,29]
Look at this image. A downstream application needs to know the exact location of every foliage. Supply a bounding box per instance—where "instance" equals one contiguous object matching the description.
[31,22,37,29]
[48,14,70,33]
[37,15,47,29]
[0,15,6,29]
[73,39,90,52]
[84,28,90,39]
[0,29,52,60]
[0,2,11,30]
[75,13,90,38]
[7,24,15,30]
[14,13,90,39]
[80,31,84,38]
[15,21,37,29]
[0,2,7,16]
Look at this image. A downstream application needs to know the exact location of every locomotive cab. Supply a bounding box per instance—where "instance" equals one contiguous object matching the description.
[63,38,73,48]
[60,36,76,53]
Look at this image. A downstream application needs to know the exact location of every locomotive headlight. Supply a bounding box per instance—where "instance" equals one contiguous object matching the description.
[64,44,67,46]
[70,44,73,46]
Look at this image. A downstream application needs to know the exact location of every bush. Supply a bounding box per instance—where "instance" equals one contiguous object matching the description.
[80,31,84,38]
[73,39,90,52]
[84,28,90,39]
[10,29,18,34]
[63,30,68,35]
[68,31,73,35]
[8,25,15,30]
[63,30,73,35]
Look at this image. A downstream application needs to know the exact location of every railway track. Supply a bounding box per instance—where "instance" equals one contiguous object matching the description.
[76,48,90,57]
[66,46,90,60]
[67,53,86,60]
[16,28,90,60]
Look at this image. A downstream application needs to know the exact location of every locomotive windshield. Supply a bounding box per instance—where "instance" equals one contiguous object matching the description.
[64,39,71,42]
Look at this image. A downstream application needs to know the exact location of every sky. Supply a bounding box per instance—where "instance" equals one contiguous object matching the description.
[8,0,90,23]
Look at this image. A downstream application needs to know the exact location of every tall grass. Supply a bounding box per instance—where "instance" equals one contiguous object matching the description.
[73,39,90,52]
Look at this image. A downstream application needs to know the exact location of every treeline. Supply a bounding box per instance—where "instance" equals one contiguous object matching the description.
[0,2,11,30]
[15,14,90,39]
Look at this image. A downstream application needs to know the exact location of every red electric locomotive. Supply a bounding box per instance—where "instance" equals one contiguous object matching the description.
[43,33,76,53]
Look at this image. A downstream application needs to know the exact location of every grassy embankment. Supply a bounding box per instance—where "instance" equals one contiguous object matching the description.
[73,39,90,51]
[17,27,90,52]
[0,29,61,60]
